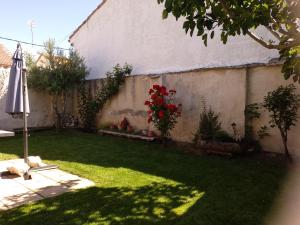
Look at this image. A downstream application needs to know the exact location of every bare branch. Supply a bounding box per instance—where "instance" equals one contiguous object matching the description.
[266,26,281,40]
[271,18,292,36]
[247,31,300,49]
[246,31,279,49]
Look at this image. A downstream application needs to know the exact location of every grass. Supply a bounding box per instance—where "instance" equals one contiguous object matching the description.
[0,130,287,225]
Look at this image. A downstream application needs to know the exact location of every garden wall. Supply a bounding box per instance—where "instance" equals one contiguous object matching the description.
[72,64,300,156]
[0,69,54,131]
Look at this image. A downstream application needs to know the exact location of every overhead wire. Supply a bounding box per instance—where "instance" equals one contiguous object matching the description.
[0,35,70,51]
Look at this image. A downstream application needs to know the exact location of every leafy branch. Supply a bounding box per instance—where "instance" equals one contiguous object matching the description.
[158,0,300,82]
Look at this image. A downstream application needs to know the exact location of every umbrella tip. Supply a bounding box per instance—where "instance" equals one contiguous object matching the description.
[12,43,23,60]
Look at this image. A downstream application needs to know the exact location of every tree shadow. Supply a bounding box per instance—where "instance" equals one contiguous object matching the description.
[1,183,204,225]
[0,130,288,225]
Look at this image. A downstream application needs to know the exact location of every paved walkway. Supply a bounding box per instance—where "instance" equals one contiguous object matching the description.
[0,159,94,211]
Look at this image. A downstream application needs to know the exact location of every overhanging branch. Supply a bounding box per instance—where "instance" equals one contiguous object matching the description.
[266,26,281,40]
[247,31,300,49]
[246,31,278,49]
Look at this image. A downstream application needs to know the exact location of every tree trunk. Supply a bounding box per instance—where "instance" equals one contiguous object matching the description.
[280,129,292,162]
[55,113,61,132]
[61,92,67,128]
[52,96,61,132]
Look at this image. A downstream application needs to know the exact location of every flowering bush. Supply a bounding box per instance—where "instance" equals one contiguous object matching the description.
[145,84,181,139]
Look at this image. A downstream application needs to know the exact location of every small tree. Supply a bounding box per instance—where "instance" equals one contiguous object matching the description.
[28,39,88,130]
[263,84,300,161]
[145,84,182,140]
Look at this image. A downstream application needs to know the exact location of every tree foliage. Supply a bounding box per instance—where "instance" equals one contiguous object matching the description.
[157,0,300,82]
[28,39,88,130]
[263,84,300,161]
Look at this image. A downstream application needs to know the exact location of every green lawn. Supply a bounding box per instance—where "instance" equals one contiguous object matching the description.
[0,130,287,225]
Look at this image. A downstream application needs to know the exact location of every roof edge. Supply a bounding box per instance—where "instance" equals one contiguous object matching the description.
[69,0,109,41]
[84,59,283,80]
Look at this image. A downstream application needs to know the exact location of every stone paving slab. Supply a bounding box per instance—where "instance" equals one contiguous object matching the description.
[0,180,30,198]
[1,191,43,210]
[36,169,95,190]
[0,159,95,211]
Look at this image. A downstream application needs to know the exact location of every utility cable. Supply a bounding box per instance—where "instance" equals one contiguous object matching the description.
[0,35,70,51]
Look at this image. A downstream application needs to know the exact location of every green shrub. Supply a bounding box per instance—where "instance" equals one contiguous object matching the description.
[263,84,300,161]
[214,130,235,143]
[194,105,232,144]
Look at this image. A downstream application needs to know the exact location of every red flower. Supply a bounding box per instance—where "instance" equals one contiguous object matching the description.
[157,97,164,105]
[148,89,154,94]
[151,94,157,100]
[167,104,177,112]
[158,110,164,119]
[162,91,168,96]
[159,86,167,95]
[153,84,160,90]
[145,86,181,135]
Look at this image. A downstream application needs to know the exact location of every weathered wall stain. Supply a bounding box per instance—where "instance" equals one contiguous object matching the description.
[109,109,147,117]
[76,64,300,156]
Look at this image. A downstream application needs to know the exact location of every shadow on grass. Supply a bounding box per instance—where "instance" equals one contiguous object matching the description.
[1,183,204,225]
[0,130,287,184]
[0,130,288,225]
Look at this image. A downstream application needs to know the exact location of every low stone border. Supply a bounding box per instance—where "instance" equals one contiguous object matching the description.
[98,129,157,142]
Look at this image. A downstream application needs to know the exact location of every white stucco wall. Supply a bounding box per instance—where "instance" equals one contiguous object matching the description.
[70,0,278,79]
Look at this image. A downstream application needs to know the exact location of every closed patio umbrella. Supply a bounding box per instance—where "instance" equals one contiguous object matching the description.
[5,43,30,164]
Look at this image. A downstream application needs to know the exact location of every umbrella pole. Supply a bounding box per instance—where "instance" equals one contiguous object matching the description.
[22,65,29,164]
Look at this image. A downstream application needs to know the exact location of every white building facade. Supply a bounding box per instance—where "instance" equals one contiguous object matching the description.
[69,0,278,79]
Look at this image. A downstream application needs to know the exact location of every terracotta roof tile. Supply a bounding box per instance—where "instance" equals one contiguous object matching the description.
[0,43,12,68]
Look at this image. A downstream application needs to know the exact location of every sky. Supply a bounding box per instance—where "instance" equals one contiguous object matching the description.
[0,0,101,55]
